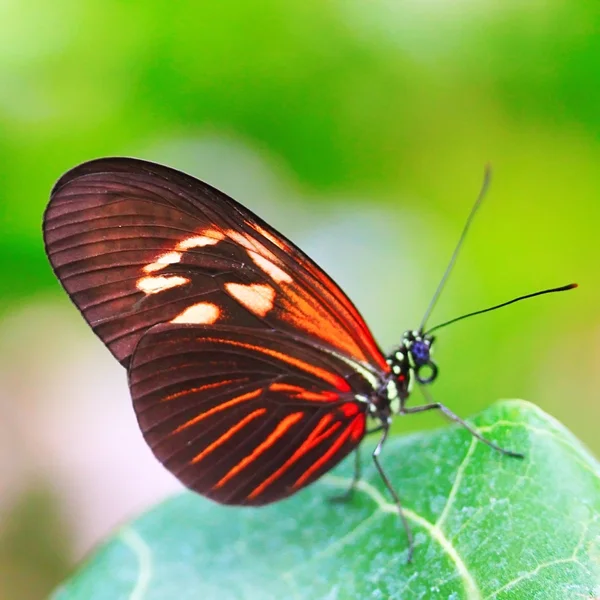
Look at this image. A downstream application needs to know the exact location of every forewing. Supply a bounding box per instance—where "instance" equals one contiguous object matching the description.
[43,157,388,374]
[129,324,369,505]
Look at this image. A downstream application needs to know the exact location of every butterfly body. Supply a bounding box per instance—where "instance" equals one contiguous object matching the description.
[44,157,414,505]
[44,157,549,560]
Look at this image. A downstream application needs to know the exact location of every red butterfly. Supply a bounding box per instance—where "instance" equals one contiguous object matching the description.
[42,158,575,560]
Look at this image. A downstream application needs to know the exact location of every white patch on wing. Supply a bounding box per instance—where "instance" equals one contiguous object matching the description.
[225,230,259,252]
[143,251,182,273]
[248,251,293,284]
[222,229,292,283]
[136,275,189,294]
[226,231,273,258]
[177,229,225,250]
[225,283,275,317]
[171,302,221,324]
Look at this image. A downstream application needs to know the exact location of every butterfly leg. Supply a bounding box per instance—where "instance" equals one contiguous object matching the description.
[329,423,387,503]
[401,397,524,459]
[372,423,415,562]
[329,446,362,503]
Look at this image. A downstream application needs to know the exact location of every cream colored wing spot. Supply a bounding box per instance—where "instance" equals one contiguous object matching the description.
[226,230,261,252]
[250,222,288,251]
[136,275,190,295]
[248,252,293,284]
[177,229,225,250]
[143,251,182,273]
[225,283,276,317]
[171,302,221,324]
[224,230,293,284]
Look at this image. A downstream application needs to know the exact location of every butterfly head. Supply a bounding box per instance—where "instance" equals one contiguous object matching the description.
[401,330,438,385]
[385,330,438,405]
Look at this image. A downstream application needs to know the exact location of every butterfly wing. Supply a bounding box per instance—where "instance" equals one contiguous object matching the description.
[130,323,368,504]
[44,157,389,503]
[43,157,388,379]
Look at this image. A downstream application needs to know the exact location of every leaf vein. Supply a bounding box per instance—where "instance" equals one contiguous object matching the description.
[119,527,152,600]
[436,437,478,529]
[322,474,483,600]
[483,557,582,599]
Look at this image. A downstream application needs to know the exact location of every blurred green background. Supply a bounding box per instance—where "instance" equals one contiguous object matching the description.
[0,1,598,597]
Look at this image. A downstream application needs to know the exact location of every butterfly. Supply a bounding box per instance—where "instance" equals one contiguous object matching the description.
[42,157,575,561]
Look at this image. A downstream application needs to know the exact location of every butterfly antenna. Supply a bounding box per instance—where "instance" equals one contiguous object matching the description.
[419,164,492,332]
[425,283,577,335]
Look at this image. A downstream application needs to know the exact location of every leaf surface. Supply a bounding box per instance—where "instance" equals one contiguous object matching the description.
[53,401,600,599]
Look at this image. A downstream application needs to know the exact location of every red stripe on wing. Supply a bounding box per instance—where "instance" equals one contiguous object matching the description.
[191,409,267,465]
[214,412,305,489]
[173,389,263,434]
[248,412,342,500]
[293,418,360,488]
[199,337,351,392]
[129,323,369,505]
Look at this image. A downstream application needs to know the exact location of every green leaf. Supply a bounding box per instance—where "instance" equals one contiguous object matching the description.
[53,401,600,599]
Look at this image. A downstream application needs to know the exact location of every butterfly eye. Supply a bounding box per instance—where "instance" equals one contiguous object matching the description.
[410,340,431,365]
[415,361,438,385]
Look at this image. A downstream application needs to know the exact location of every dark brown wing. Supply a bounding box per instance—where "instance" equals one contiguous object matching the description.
[43,157,388,378]
[129,324,369,505]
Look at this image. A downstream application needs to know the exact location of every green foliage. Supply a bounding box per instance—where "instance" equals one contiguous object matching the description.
[53,401,600,599]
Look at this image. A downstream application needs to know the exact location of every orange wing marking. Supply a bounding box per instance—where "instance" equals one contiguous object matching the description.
[244,223,388,373]
[225,283,275,317]
[293,416,363,488]
[171,302,221,324]
[279,285,364,361]
[163,379,243,402]
[143,251,182,273]
[269,383,307,394]
[200,337,351,392]
[269,382,339,402]
[296,390,339,402]
[248,413,343,499]
[214,412,304,489]
[136,275,189,295]
[190,408,266,465]
[173,388,262,434]
[301,257,389,370]
[177,229,225,250]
